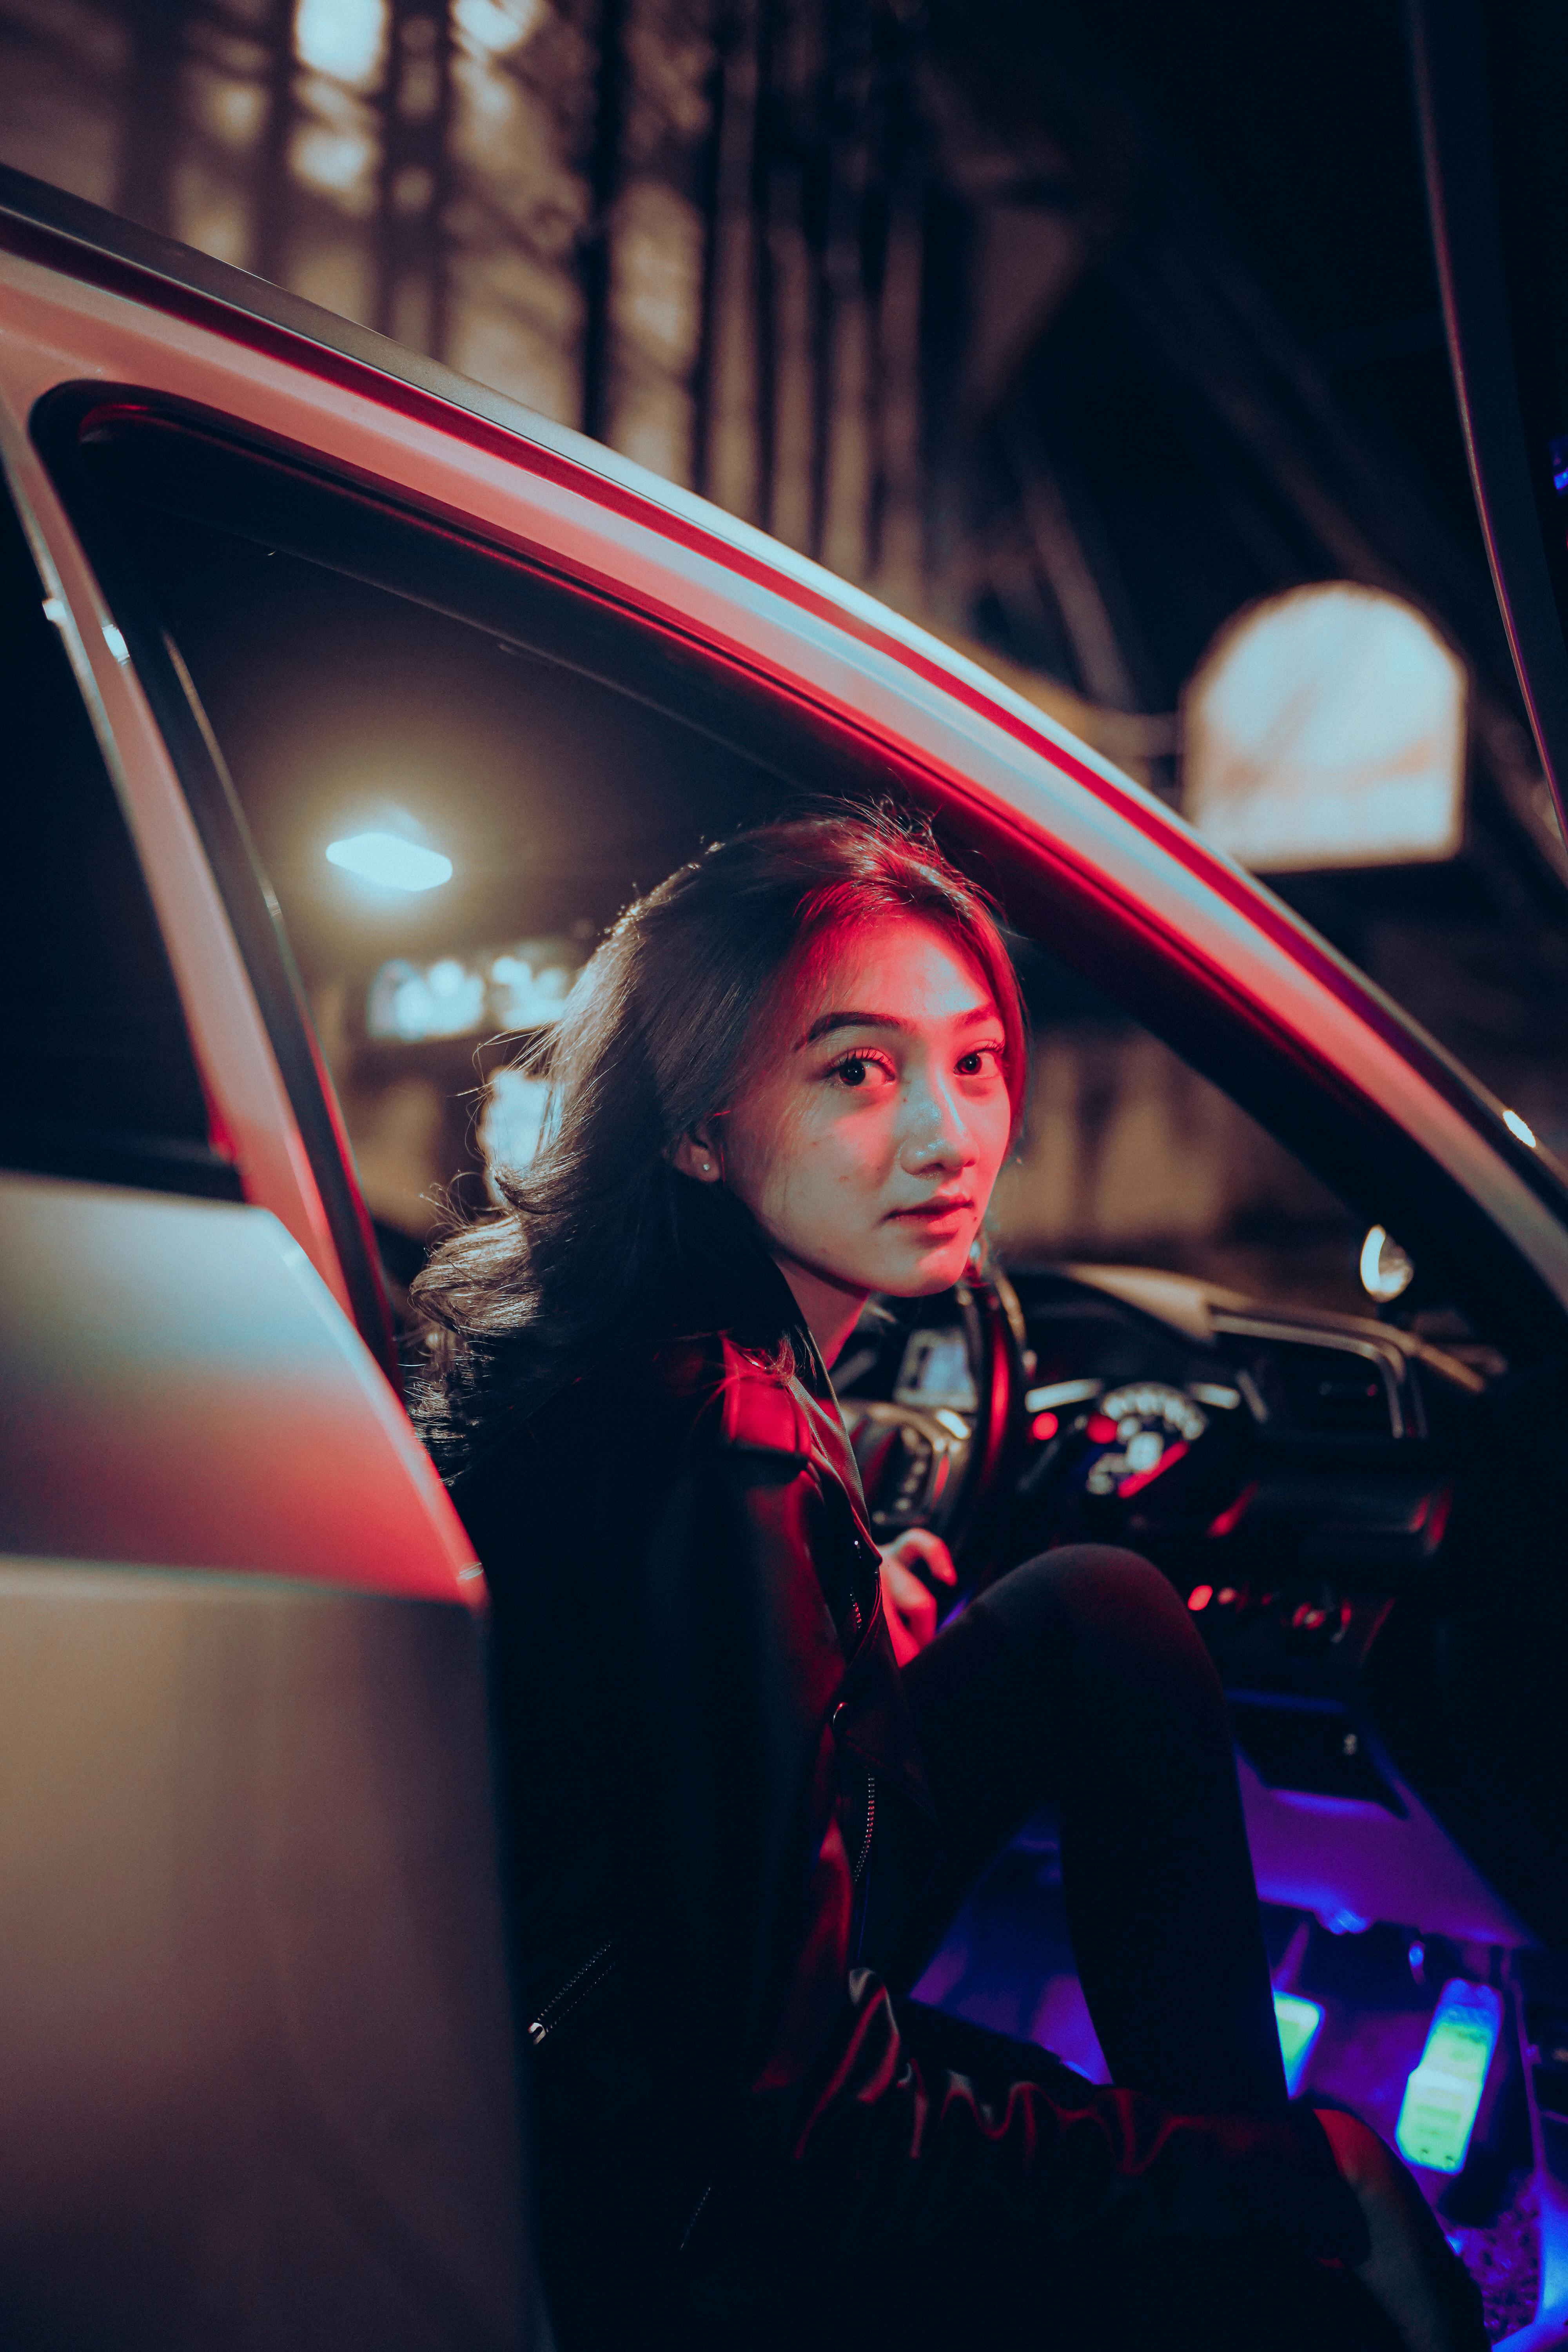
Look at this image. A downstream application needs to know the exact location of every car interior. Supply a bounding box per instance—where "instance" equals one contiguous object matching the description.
[34,383,1568,2342]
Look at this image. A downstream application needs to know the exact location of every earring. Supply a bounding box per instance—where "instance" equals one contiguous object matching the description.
[702,1159,712,1173]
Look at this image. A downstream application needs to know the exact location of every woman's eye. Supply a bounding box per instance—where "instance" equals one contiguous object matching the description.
[828,1051,893,1089]
[956,1047,1003,1077]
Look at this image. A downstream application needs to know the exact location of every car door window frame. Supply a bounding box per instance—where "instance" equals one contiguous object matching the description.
[33,381,1568,1367]
[0,449,241,1204]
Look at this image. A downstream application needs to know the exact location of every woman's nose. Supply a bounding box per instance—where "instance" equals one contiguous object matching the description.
[899,1077,975,1171]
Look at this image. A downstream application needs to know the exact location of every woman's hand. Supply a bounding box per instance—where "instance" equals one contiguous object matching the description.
[1314,2109,1488,2352]
[879,1529,958,1665]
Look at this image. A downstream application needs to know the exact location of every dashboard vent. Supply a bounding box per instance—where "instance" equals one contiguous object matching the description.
[1276,1345,1394,1436]
[1225,1336,1399,1438]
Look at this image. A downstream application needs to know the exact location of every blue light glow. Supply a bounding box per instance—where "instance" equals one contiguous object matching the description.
[1395,1980,1502,2174]
[1273,1991,1324,2096]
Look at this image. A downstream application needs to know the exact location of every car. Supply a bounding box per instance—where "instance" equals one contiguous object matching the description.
[2,149,1566,2349]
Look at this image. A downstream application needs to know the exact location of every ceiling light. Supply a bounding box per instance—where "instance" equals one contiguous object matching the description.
[325,831,453,893]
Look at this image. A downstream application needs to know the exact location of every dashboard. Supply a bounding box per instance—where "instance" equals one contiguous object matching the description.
[835,1261,1495,1808]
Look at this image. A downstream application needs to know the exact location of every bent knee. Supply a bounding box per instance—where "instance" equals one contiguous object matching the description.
[977,1543,1203,1664]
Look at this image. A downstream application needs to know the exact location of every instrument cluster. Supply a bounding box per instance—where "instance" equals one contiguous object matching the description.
[835,1267,1491,1657]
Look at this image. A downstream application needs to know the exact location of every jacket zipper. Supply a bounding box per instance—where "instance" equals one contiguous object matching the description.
[679,2181,714,2255]
[526,1938,618,2047]
[853,1773,876,1884]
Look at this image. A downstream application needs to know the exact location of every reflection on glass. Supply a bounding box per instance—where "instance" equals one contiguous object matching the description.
[453,0,544,57]
[481,1066,554,1190]
[489,949,573,1028]
[369,956,486,1040]
[294,0,389,89]
[366,939,580,1041]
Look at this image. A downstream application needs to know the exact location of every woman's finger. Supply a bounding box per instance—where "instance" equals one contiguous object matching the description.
[884,1528,958,1586]
[883,1557,936,1618]
[881,1559,939,1657]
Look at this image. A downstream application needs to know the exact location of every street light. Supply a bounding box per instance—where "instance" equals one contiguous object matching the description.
[325,830,454,893]
[1183,583,1467,873]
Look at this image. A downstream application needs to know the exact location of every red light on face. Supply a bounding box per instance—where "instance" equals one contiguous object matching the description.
[1086,1413,1118,1444]
[1030,1410,1059,1442]
[1188,1583,1214,1612]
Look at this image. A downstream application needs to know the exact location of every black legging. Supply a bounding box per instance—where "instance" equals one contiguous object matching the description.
[846,1548,1412,2352]
[886,1544,1288,2118]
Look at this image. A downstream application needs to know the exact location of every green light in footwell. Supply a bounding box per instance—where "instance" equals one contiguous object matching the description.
[1396,1980,1502,2174]
[1273,1991,1324,2096]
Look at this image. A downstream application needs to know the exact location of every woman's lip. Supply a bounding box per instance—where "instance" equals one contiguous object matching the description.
[886,1198,974,1223]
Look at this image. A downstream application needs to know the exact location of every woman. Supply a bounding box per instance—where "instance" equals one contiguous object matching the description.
[415,809,1482,2352]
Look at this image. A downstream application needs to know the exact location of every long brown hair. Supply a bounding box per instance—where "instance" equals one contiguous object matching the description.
[411,807,1026,1472]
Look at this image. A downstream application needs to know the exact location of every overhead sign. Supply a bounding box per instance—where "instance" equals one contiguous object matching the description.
[1182,583,1467,872]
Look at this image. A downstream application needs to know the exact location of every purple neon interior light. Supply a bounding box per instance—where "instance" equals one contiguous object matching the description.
[915,1812,1542,2342]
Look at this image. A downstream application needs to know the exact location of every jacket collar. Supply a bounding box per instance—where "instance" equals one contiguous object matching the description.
[671,1184,880,1535]
[670,1184,835,1402]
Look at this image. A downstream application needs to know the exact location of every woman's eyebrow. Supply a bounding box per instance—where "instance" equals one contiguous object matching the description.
[801,1002,999,1045]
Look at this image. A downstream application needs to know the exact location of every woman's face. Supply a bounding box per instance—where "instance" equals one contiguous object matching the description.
[689,913,1015,1304]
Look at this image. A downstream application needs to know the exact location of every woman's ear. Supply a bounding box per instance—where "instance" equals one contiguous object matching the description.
[668,1123,724,1183]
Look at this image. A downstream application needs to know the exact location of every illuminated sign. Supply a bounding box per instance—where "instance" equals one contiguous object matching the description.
[1183,583,1467,872]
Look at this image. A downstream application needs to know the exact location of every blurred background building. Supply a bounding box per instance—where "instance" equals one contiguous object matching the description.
[5,0,1568,1303]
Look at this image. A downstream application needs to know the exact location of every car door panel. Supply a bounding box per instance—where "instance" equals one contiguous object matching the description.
[0,1169,476,1592]
[0,338,532,2345]
[0,1557,526,2351]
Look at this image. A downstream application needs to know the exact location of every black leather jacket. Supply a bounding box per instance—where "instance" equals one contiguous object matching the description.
[454,1211,1366,2350]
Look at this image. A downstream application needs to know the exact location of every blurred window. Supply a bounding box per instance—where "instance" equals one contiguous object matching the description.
[0,476,225,1198]
[56,403,1365,1316]
[58,406,787,1260]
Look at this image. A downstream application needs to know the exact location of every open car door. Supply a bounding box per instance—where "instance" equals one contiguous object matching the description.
[0,415,534,2347]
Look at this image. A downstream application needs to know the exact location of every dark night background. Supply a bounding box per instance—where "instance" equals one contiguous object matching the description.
[4,0,1567,1252]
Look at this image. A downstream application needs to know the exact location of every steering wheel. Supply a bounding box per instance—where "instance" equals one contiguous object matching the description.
[838,1271,1027,1584]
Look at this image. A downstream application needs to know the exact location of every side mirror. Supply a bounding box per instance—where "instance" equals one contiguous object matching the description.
[1360,1223,1415,1303]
